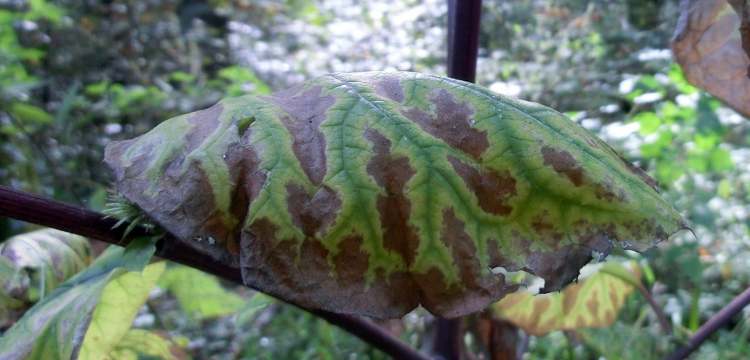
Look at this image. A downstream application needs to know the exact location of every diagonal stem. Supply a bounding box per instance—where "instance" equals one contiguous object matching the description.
[0,185,430,360]
[666,285,750,360]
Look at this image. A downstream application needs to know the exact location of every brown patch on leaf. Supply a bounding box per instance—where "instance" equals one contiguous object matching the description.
[365,129,419,265]
[286,184,341,237]
[332,235,369,285]
[441,208,482,287]
[586,294,599,315]
[402,89,489,159]
[374,75,405,102]
[185,103,223,151]
[529,297,551,329]
[541,146,584,186]
[562,283,580,314]
[241,217,419,318]
[416,208,516,318]
[224,139,266,253]
[266,85,335,185]
[530,210,564,246]
[593,178,626,202]
[166,103,225,174]
[448,156,516,216]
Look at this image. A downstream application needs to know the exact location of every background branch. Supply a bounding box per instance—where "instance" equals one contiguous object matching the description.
[0,185,430,360]
[666,285,750,360]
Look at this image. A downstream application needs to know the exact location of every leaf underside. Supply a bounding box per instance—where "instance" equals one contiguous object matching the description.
[105,71,686,318]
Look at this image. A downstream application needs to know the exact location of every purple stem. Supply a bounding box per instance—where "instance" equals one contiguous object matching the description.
[666,286,750,360]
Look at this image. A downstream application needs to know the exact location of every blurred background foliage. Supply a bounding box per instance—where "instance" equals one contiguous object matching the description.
[1,0,749,358]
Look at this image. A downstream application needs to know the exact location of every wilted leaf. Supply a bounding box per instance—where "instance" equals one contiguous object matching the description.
[0,228,92,302]
[105,72,685,318]
[78,262,166,360]
[0,237,156,360]
[672,0,750,117]
[106,329,187,360]
[493,262,640,336]
[158,265,244,320]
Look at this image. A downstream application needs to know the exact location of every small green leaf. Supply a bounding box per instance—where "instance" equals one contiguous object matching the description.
[709,148,733,172]
[8,102,53,125]
[635,112,661,135]
[717,179,732,198]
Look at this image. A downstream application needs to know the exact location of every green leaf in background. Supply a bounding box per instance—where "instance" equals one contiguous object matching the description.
[158,265,244,320]
[709,148,733,172]
[8,102,53,126]
[217,66,271,95]
[0,228,92,302]
[493,262,641,335]
[634,112,661,135]
[106,329,187,360]
[78,262,166,360]
[0,237,156,359]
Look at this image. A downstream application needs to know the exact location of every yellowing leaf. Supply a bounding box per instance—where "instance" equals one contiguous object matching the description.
[106,329,187,360]
[494,263,640,336]
[78,262,166,360]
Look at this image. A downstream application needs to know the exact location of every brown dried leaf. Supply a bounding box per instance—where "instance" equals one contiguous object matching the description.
[672,0,750,116]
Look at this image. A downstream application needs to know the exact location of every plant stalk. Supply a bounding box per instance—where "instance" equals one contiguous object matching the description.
[666,285,750,360]
[0,185,430,360]
[438,1,483,359]
[447,0,483,83]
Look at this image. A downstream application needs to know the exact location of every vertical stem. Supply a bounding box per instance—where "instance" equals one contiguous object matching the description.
[446,0,483,82]
[435,1,482,359]
[432,317,463,360]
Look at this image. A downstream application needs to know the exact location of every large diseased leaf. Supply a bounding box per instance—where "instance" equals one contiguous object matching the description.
[105,72,686,318]
[493,262,641,335]
[672,0,750,117]
[0,237,156,360]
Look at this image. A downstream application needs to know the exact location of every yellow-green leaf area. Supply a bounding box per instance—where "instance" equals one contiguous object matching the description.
[494,262,640,335]
[78,261,166,360]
